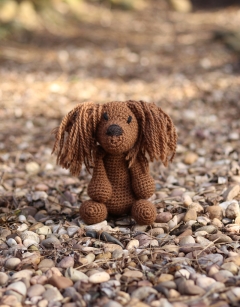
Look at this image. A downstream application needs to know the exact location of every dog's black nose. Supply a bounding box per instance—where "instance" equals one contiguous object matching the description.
[106,124,123,136]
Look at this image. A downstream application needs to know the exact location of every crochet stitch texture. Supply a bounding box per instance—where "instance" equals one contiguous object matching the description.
[52,100,177,225]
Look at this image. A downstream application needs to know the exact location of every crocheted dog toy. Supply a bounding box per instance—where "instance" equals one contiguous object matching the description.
[52,101,177,225]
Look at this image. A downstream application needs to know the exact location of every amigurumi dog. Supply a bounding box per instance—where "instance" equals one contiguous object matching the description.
[52,100,177,225]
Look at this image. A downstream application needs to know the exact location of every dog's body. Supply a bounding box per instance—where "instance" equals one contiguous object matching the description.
[88,151,155,216]
[53,101,177,225]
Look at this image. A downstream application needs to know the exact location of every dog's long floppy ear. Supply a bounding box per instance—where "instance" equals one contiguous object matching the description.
[52,102,102,176]
[126,100,177,167]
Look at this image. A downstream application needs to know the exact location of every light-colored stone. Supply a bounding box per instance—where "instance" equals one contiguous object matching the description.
[103,300,122,307]
[48,275,73,289]
[196,225,217,234]
[208,233,232,243]
[148,227,164,236]
[112,249,123,259]
[42,287,63,301]
[36,226,52,235]
[26,161,40,174]
[38,258,55,271]
[20,231,40,243]
[35,183,49,191]
[65,267,89,282]
[80,253,95,265]
[123,270,143,279]
[197,216,210,225]
[89,271,110,283]
[196,236,212,246]
[41,235,61,248]
[84,220,108,231]
[158,274,174,283]
[168,215,178,230]
[183,208,197,222]
[196,276,216,289]
[27,284,45,298]
[184,152,198,165]
[7,281,27,296]
[17,223,28,232]
[126,239,139,251]
[11,269,33,280]
[212,218,223,228]
[131,286,158,300]
[179,235,195,246]
[38,299,48,307]
[225,201,240,219]
[206,206,223,220]
[177,279,205,295]
[221,262,238,275]
[182,194,192,207]
[67,226,80,237]
[155,212,172,223]
[95,252,111,260]
[175,269,190,279]
[6,238,17,247]
[198,254,223,268]
[104,243,123,253]
[223,185,240,201]
[5,257,21,270]
[0,272,8,285]
[57,256,74,269]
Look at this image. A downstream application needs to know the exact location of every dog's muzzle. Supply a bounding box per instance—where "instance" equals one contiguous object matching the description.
[106,124,123,137]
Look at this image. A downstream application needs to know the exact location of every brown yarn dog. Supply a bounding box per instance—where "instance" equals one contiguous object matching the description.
[52,100,177,225]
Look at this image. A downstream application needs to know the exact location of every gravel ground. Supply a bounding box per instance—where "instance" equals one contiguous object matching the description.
[1,1,240,307]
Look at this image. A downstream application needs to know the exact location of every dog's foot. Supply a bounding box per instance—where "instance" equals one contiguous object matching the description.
[131,200,156,225]
[79,200,107,224]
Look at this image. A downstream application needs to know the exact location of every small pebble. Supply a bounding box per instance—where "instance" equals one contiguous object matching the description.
[208,233,232,243]
[126,239,139,251]
[182,194,192,207]
[5,257,21,270]
[225,201,240,219]
[35,183,49,191]
[179,236,195,246]
[7,281,27,296]
[36,226,52,235]
[0,272,8,285]
[221,262,238,275]
[27,284,45,298]
[65,267,89,282]
[38,258,55,271]
[26,161,40,174]
[183,208,197,222]
[123,270,143,279]
[223,185,240,201]
[6,238,18,247]
[41,235,61,248]
[42,287,63,301]
[155,212,172,223]
[89,271,110,283]
[206,206,223,220]
[48,275,73,289]
[184,152,198,165]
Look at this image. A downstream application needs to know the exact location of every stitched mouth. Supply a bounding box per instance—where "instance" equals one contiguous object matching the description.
[108,136,123,148]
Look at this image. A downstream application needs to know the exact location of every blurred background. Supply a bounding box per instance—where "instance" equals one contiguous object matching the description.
[0,0,240,189]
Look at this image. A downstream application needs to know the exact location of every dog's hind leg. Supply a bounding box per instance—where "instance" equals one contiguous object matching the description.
[79,200,107,225]
[131,200,156,225]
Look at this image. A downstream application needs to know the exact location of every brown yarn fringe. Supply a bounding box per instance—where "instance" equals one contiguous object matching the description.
[52,102,102,176]
[126,100,177,167]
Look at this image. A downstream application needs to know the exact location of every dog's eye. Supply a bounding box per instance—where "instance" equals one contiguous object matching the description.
[127,116,132,124]
[103,112,108,121]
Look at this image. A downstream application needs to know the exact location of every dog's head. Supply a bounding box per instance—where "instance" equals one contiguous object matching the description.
[96,102,139,155]
[52,101,177,176]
